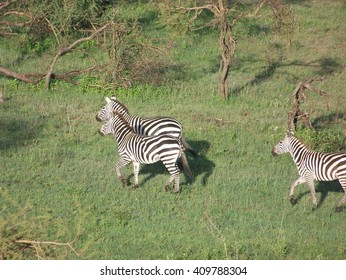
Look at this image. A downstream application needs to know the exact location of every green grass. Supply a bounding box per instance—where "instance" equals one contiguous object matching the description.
[1,0,346,260]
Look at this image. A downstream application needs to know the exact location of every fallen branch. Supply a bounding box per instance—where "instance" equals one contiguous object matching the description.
[15,239,80,259]
[0,62,106,86]
[0,67,40,84]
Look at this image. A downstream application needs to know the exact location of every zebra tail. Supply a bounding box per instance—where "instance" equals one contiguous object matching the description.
[181,136,197,157]
[180,151,194,181]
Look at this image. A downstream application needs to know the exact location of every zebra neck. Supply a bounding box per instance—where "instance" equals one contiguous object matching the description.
[113,121,133,144]
[117,110,132,123]
[289,137,311,162]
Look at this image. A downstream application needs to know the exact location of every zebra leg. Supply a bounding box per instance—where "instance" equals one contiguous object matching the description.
[336,179,346,212]
[132,161,140,188]
[289,176,306,205]
[165,175,174,192]
[115,158,131,187]
[306,176,318,209]
[164,174,180,193]
[172,174,180,193]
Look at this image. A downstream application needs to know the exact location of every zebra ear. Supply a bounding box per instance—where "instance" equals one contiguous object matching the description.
[111,96,116,101]
[287,129,294,137]
[105,97,111,103]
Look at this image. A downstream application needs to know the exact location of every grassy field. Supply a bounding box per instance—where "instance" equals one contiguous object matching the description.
[1,1,346,260]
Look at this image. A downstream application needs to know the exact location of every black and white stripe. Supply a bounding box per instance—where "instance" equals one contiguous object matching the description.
[99,111,193,193]
[272,131,346,211]
[96,96,196,156]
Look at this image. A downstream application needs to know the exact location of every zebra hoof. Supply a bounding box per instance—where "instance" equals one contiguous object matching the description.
[172,189,180,194]
[290,197,297,205]
[120,178,127,187]
[165,185,170,192]
[128,185,139,191]
[336,206,343,213]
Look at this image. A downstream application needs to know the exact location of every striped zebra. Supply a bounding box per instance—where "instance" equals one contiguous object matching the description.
[272,131,346,211]
[99,110,194,193]
[96,96,196,156]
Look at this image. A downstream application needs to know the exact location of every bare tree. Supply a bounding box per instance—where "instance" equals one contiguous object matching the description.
[159,0,294,98]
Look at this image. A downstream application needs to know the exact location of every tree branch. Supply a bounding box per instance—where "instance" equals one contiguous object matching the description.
[45,23,110,89]
[288,77,332,131]
[0,67,40,84]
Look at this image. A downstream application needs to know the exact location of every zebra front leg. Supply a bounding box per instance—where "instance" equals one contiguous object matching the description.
[132,161,140,189]
[114,158,131,187]
[289,176,306,205]
[305,176,318,210]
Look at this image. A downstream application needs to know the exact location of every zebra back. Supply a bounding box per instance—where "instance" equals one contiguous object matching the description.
[288,134,346,181]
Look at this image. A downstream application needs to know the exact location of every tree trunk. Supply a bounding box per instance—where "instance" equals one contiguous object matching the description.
[218,18,235,98]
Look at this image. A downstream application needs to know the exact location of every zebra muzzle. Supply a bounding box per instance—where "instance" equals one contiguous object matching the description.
[95,114,102,122]
[271,149,279,156]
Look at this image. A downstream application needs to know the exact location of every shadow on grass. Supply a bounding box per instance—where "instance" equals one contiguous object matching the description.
[0,118,45,150]
[290,180,344,209]
[126,140,215,189]
[230,57,344,96]
[312,112,346,130]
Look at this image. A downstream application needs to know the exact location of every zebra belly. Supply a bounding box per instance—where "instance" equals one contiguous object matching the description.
[127,145,179,165]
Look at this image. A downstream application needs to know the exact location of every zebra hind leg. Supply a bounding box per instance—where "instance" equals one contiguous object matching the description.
[336,180,346,212]
[336,194,346,212]
[164,176,174,192]
[164,174,180,193]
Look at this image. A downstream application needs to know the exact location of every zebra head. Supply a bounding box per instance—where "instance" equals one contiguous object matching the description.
[272,131,293,156]
[99,116,115,136]
[95,96,116,122]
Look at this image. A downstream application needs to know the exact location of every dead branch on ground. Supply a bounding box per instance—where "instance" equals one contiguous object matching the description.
[15,239,80,259]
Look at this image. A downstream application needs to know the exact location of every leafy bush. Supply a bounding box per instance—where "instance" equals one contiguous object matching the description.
[296,128,346,153]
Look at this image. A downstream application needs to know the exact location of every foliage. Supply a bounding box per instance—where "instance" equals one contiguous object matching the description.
[296,128,346,153]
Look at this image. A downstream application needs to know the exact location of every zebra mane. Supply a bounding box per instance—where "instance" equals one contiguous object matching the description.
[113,110,133,131]
[290,134,309,150]
[111,97,129,114]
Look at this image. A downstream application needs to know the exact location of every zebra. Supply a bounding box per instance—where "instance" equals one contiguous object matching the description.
[99,110,194,193]
[95,96,196,156]
[272,131,346,211]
